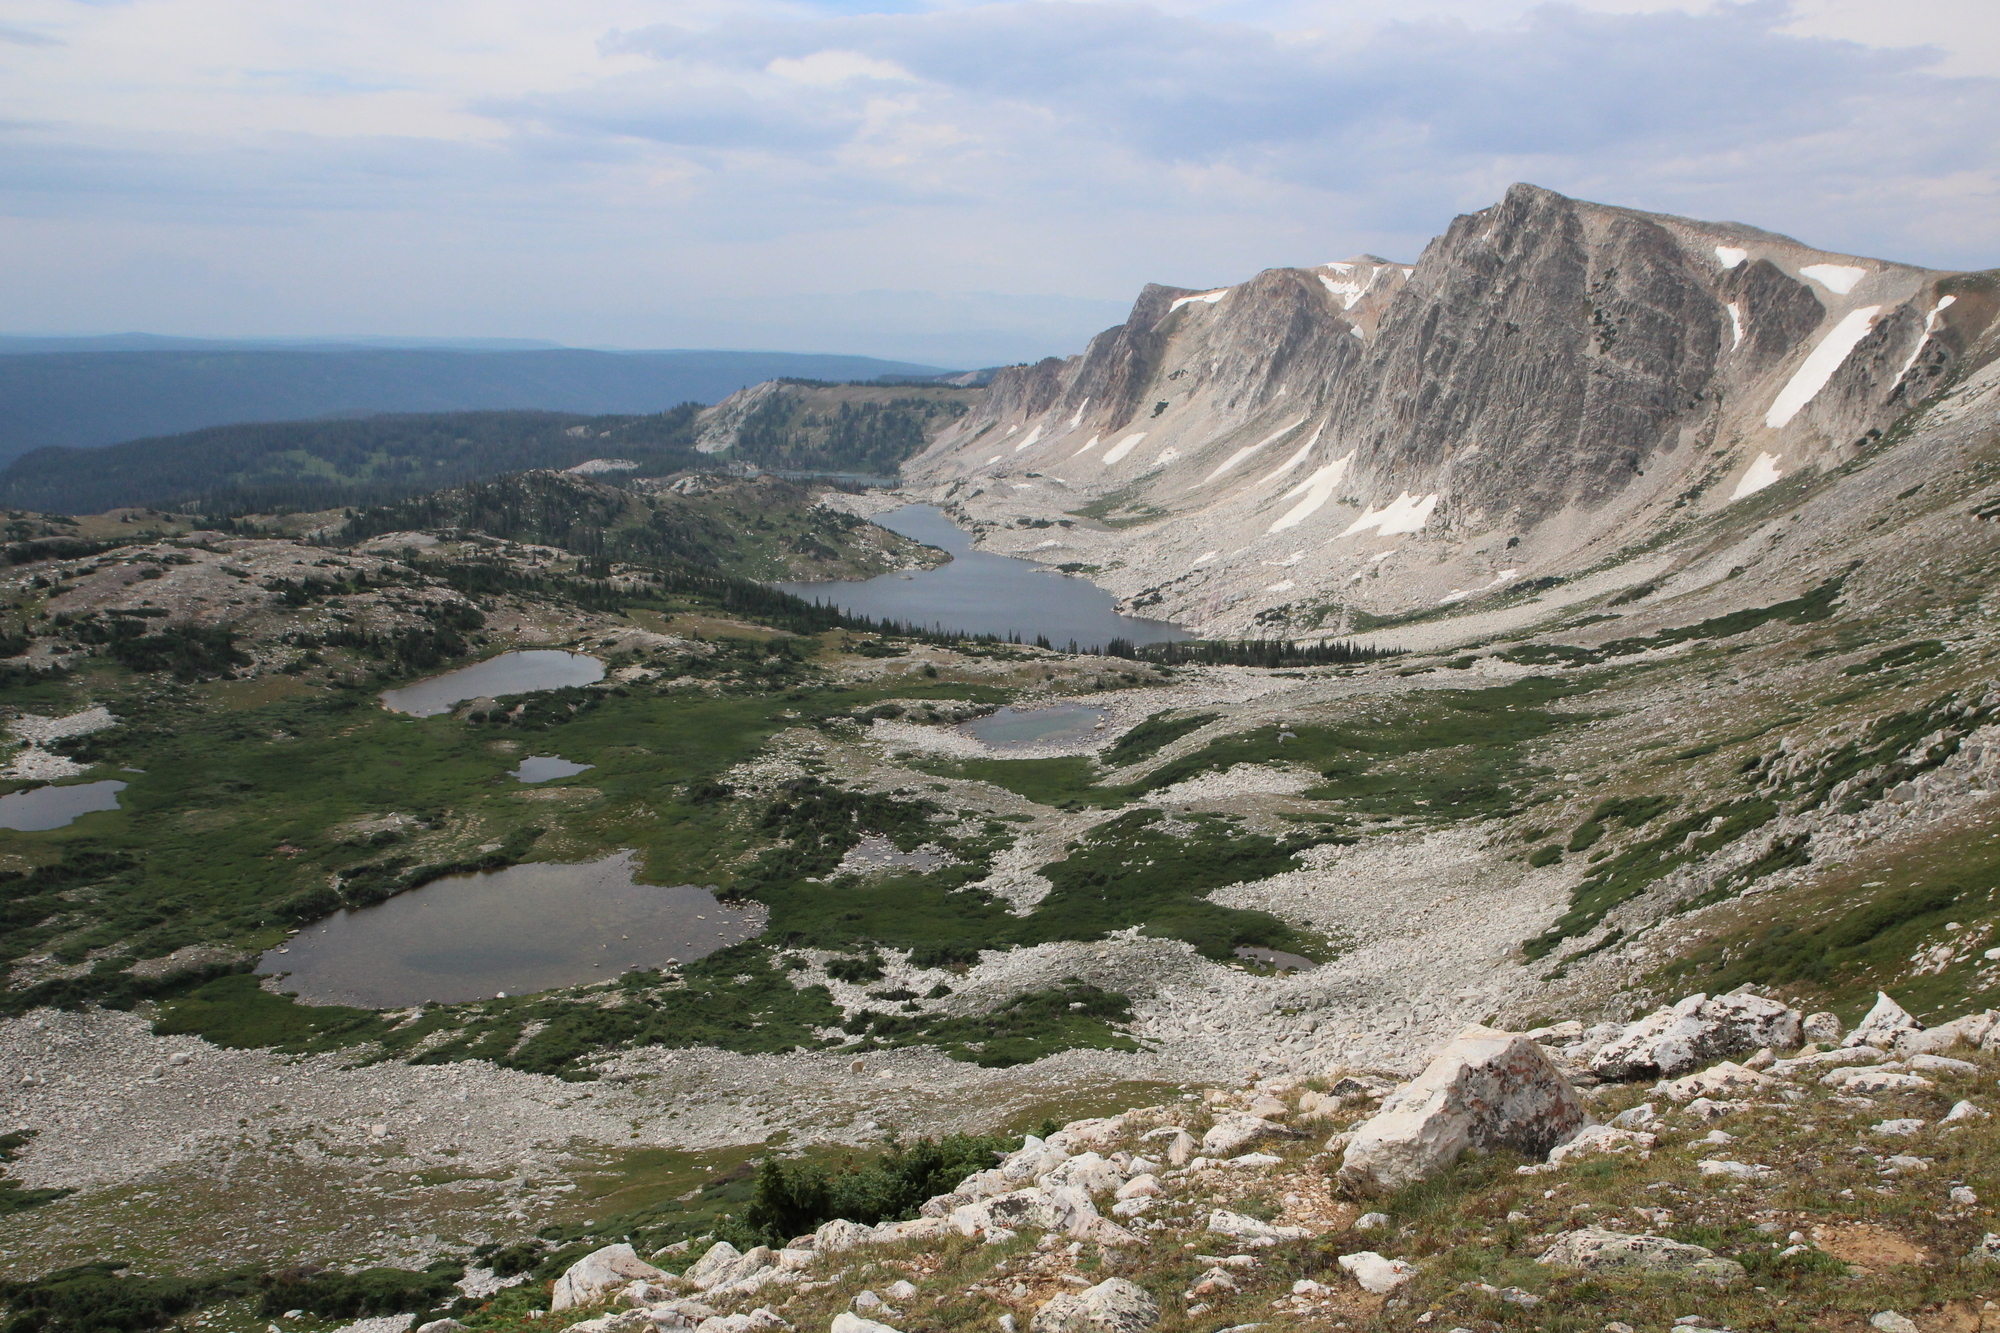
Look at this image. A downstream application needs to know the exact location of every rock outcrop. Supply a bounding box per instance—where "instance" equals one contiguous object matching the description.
[1589,993,1803,1081]
[1538,1228,1747,1281]
[553,1245,671,1311]
[897,182,2000,639]
[1028,1277,1158,1333]
[1338,1025,1591,1194]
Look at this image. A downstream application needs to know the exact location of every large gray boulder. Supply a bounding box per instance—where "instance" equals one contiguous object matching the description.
[1538,1228,1745,1281]
[551,1244,670,1310]
[1029,1278,1158,1333]
[1338,1025,1591,1195]
[1590,993,1802,1081]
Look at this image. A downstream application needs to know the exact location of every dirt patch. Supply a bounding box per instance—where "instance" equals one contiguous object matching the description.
[1812,1222,1931,1269]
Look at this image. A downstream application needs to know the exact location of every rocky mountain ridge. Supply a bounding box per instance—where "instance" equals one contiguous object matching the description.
[887,183,1999,642]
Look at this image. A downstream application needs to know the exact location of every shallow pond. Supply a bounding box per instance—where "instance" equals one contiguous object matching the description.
[263,850,762,1007]
[512,755,593,783]
[1233,945,1318,973]
[379,650,605,718]
[776,505,1189,647]
[0,779,127,831]
[962,704,1107,748]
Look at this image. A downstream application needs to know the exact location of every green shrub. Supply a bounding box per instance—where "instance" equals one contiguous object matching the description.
[742,1133,1012,1244]
[256,1264,461,1319]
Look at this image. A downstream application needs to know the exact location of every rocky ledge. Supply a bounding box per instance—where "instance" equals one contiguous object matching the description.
[490,987,2000,1333]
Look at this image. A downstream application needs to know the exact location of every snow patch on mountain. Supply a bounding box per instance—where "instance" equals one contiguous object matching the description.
[1766,306,1883,427]
[1342,492,1438,538]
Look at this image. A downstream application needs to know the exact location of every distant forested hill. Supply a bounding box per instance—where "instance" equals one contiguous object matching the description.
[0,347,947,460]
[0,408,707,515]
[0,382,987,515]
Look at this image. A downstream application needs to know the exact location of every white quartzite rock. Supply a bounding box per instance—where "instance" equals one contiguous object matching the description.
[553,1245,671,1310]
[1029,1277,1159,1333]
[1801,1011,1843,1043]
[1336,1252,1414,1294]
[1537,1228,1746,1281]
[1199,1115,1290,1157]
[694,1313,789,1333]
[1844,993,1921,1048]
[831,1315,899,1333]
[1338,1025,1591,1195]
[1543,1124,1656,1167]
[1656,1061,1775,1102]
[1206,1208,1308,1245]
[1590,993,1802,1081]
[1897,1010,1998,1055]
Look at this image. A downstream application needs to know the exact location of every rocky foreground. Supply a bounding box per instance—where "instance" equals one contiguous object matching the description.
[405,988,2000,1333]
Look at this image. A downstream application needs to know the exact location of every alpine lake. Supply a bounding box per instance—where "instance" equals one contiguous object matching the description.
[268,508,1192,1007]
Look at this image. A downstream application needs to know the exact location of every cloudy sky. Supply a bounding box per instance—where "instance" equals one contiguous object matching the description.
[1,0,1995,366]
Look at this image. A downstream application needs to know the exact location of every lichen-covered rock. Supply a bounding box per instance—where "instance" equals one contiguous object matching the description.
[1029,1277,1158,1333]
[552,1244,670,1310]
[1590,993,1803,1081]
[1338,1025,1591,1194]
[1538,1228,1746,1281]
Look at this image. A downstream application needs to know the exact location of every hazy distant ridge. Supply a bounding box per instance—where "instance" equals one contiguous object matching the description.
[0,347,947,461]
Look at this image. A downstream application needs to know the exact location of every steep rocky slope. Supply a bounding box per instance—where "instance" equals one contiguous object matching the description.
[899,183,2000,642]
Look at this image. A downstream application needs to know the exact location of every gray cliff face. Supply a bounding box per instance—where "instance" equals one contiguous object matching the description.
[1335,184,1729,528]
[903,181,2000,636]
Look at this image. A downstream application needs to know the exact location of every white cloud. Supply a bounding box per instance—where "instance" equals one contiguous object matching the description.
[767,50,919,85]
[0,0,1993,362]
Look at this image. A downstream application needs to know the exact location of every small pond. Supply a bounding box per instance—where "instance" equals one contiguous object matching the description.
[512,755,594,783]
[379,650,605,718]
[0,779,127,831]
[776,506,1190,647]
[1234,945,1318,973]
[962,704,1107,748]
[264,850,761,1007]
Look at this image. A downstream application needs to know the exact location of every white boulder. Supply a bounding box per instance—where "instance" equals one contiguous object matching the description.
[1114,1174,1160,1199]
[1338,1025,1591,1195]
[1821,1067,1935,1094]
[1200,1115,1290,1157]
[1336,1252,1413,1294]
[1538,1228,1745,1281]
[1029,1277,1158,1333]
[683,1243,776,1294]
[830,1315,899,1333]
[1042,1152,1125,1194]
[1897,1011,1998,1055]
[1656,1061,1775,1102]
[809,1220,876,1253]
[1844,993,1921,1048]
[553,1245,670,1311]
[1590,993,1802,1081]
[1205,1209,1307,1246]
[1544,1124,1656,1167]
